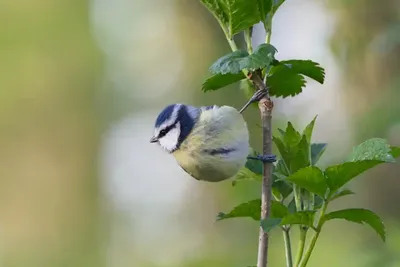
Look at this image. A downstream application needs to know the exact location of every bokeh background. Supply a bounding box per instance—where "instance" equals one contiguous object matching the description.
[0,0,399,266]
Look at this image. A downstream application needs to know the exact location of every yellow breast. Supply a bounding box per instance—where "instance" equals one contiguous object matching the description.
[172,105,249,182]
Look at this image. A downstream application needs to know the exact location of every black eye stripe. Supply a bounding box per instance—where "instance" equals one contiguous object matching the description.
[158,121,178,138]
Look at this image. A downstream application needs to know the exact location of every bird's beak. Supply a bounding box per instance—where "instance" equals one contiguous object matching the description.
[150,136,158,143]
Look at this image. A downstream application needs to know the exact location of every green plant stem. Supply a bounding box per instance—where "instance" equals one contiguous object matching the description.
[283,229,293,267]
[293,185,302,211]
[298,202,328,267]
[294,228,307,266]
[244,28,253,53]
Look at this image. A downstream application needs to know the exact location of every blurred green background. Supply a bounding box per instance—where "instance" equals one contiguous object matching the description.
[0,0,399,266]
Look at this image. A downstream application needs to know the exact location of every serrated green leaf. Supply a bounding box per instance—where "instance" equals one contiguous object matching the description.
[285,166,327,198]
[273,123,310,174]
[209,44,277,75]
[200,0,229,26]
[277,128,286,137]
[290,135,310,173]
[267,64,306,98]
[330,189,355,201]
[209,50,249,75]
[311,143,327,165]
[302,116,318,144]
[284,122,302,148]
[325,138,396,192]
[391,146,400,158]
[260,218,282,232]
[217,200,288,222]
[280,211,316,228]
[325,161,383,193]
[217,199,261,221]
[202,73,245,92]
[232,166,261,186]
[245,43,277,71]
[323,208,386,241]
[348,138,395,162]
[280,60,325,84]
[220,0,261,37]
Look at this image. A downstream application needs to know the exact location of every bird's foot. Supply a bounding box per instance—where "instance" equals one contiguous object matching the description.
[247,154,277,163]
[249,88,268,103]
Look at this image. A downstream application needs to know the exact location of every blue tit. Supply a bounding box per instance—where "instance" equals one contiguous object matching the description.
[150,104,249,182]
[150,89,276,182]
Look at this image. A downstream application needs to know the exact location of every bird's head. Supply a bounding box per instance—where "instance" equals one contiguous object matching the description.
[150,104,200,153]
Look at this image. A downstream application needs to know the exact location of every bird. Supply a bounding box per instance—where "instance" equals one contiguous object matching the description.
[150,88,276,182]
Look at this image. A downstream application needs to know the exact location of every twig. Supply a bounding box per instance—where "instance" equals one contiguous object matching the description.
[249,73,274,267]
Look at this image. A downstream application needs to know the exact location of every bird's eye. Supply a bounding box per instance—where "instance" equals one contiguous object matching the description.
[159,129,168,137]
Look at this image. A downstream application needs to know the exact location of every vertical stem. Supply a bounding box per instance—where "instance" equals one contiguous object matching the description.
[293,185,302,211]
[256,96,274,267]
[298,202,328,267]
[294,228,307,266]
[283,229,293,267]
[244,27,253,53]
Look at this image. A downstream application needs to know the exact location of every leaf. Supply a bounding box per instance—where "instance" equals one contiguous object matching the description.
[221,0,262,37]
[273,122,310,174]
[209,50,249,75]
[261,210,316,233]
[217,200,288,222]
[200,0,229,26]
[275,159,290,176]
[302,116,318,144]
[257,0,272,26]
[391,146,400,158]
[270,201,289,218]
[325,138,396,192]
[209,44,277,75]
[245,43,277,71]
[285,166,327,198]
[217,199,261,221]
[323,208,386,241]
[330,189,355,201]
[280,211,316,228]
[272,180,292,200]
[232,167,261,186]
[314,195,324,209]
[347,138,395,162]
[267,64,306,98]
[290,135,310,173]
[284,122,302,148]
[260,218,282,232]
[311,143,327,165]
[277,128,286,137]
[280,60,325,84]
[325,162,383,193]
[202,73,245,92]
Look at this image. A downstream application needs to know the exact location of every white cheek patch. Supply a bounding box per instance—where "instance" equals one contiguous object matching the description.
[158,122,181,152]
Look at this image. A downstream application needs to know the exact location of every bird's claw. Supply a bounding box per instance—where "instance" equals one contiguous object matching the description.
[247,154,277,163]
[249,88,268,103]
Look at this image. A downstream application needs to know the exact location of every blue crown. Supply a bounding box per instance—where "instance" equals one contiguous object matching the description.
[153,104,201,148]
